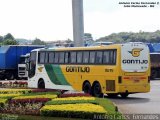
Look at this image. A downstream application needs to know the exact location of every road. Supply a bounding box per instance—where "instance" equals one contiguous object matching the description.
[108,80,160,114]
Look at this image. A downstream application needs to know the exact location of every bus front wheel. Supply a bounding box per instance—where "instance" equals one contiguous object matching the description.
[38,79,45,89]
[83,82,91,94]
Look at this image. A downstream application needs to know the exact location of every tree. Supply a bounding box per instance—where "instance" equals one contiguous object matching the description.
[2,39,19,45]
[0,35,3,42]
[32,38,46,45]
[3,33,14,41]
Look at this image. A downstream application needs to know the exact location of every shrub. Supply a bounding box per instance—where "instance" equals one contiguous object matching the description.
[31,89,62,93]
[0,99,8,107]
[9,98,50,104]
[40,103,107,119]
[12,94,57,100]
[59,93,91,98]
[46,97,97,105]
[0,89,31,94]
[0,94,21,99]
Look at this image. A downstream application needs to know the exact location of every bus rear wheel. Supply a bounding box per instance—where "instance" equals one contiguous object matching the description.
[107,93,118,98]
[151,69,158,80]
[92,82,103,97]
[38,79,45,89]
[83,82,91,94]
[120,93,129,98]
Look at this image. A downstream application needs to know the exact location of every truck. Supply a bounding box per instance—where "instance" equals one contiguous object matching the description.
[150,53,160,79]
[147,43,160,79]
[0,45,44,80]
[18,53,30,79]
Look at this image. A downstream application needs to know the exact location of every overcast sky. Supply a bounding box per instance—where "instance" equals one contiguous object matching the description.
[0,0,160,41]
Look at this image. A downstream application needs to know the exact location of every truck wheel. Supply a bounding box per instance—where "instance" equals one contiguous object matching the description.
[151,70,157,80]
[7,73,14,80]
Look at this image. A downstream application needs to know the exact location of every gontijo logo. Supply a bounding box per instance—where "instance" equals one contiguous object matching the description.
[128,48,143,57]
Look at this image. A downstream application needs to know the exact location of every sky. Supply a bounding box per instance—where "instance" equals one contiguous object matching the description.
[0,0,160,41]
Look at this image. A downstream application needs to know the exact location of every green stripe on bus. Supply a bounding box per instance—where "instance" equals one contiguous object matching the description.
[45,64,70,85]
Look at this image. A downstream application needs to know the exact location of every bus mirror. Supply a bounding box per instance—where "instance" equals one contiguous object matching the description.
[26,62,29,71]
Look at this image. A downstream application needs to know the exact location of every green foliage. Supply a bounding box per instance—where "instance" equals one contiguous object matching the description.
[95,98,125,120]
[0,36,3,42]
[40,104,106,119]
[46,99,97,105]
[3,33,14,41]
[23,91,61,96]
[97,30,160,43]
[2,39,19,45]
[32,38,46,45]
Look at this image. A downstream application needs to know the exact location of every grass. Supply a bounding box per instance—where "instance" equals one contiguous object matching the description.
[0,89,124,119]
[0,114,88,120]
[95,98,125,120]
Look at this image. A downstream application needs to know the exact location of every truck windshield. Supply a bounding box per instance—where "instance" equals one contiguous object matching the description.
[19,57,26,64]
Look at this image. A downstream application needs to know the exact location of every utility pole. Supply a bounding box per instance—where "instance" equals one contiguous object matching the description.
[72,0,84,47]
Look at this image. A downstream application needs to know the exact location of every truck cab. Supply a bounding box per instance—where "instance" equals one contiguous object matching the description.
[18,53,30,79]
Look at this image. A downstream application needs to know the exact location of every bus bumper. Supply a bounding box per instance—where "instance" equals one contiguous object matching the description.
[118,84,150,93]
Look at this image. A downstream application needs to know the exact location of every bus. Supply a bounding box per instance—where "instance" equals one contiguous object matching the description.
[27,43,150,98]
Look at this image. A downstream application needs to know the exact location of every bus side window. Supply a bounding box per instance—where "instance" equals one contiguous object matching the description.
[38,52,45,64]
[83,51,89,64]
[54,52,59,63]
[110,50,117,65]
[70,52,76,63]
[65,52,69,63]
[77,51,83,64]
[59,52,65,64]
[89,51,95,64]
[103,51,110,64]
[49,52,54,63]
[96,51,103,64]
[45,52,49,63]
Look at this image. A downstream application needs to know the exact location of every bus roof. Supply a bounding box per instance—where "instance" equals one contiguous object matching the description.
[31,44,121,52]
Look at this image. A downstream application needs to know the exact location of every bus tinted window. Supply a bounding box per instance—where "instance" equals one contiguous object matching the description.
[54,52,59,63]
[77,51,83,63]
[45,52,48,63]
[65,52,69,63]
[38,52,45,64]
[30,52,37,61]
[103,51,110,64]
[103,50,117,65]
[49,52,54,63]
[89,51,95,64]
[112,50,117,64]
[83,51,89,63]
[59,52,65,63]
[70,52,76,63]
[96,51,103,64]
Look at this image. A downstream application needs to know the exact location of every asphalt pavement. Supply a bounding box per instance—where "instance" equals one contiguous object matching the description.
[108,80,160,114]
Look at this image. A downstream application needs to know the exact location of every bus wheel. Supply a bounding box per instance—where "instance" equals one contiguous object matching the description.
[151,69,157,80]
[107,93,118,98]
[120,93,129,98]
[92,82,102,97]
[38,79,45,89]
[83,82,91,94]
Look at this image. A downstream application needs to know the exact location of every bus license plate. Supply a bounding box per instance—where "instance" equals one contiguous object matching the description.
[134,79,139,83]
[131,77,139,83]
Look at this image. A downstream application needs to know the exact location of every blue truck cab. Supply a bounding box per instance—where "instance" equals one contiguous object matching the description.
[0,45,44,80]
